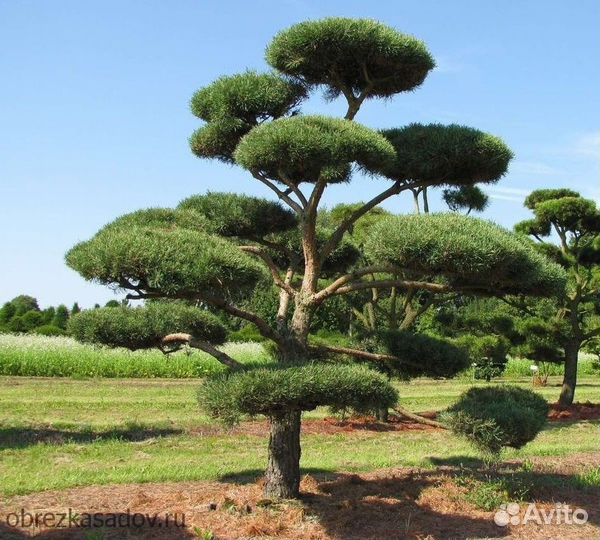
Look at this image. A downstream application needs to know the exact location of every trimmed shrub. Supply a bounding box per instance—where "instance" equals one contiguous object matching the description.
[234,115,395,184]
[178,192,297,238]
[65,224,265,298]
[443,386,548,455]
[198,363,398,426]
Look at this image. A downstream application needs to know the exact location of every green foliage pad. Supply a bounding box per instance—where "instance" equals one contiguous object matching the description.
[266,17,435,99]
[198,363,398,426]
[69,303,227,350]
[365,213,566,296]
[234,115,395,184]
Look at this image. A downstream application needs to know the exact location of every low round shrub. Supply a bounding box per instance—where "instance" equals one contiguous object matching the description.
[443,386,548,455]
[198,363,398,426]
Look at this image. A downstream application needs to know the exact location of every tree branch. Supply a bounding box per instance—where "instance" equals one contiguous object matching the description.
[276,268,295,331]
[392,406,447,429]
[310,343,421,370]
[332,279,452,297]
[276,168,308,208]
[301,178,328,292]
[161,333,243,370]
[313,265,402,304]
[240,245,297,296]
[252,172,304,214]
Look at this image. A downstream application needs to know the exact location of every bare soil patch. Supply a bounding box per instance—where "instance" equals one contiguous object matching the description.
[1,453,597,539]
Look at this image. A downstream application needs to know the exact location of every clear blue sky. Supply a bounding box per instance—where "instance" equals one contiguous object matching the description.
[1,0,598,309]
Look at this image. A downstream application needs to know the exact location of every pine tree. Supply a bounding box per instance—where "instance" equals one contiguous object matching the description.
[66,18,565,498]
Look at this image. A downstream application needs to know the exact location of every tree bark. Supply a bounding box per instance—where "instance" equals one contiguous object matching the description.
[264,410,302,499]
[558,340,580,407]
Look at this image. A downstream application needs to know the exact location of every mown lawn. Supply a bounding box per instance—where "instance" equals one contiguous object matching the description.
[0,376,597,497]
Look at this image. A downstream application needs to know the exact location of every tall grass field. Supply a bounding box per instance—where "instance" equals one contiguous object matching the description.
[0,333,597,379]
[0,334,271,378]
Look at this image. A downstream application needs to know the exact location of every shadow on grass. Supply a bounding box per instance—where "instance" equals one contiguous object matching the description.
[0,513,195,539]
[0,425,183,449]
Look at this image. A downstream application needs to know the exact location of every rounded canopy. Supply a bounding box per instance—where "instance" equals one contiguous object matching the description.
[66,210,265,298]
[364,213,566,297]
[178,192,297,238]
[266,17,434,99]
[379,123,513,186]
[198,363,398,426]
[189,71,307,163]
[234,115,395,184]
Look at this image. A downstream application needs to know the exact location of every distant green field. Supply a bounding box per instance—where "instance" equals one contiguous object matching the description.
[1,333,598,379]
[0,375,598,496]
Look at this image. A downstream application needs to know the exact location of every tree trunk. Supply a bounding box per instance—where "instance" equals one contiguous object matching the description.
[264,300,311,498]
[264,410,302,499]
[376,407,389,422]
[280,300,313,362]
[558,340,579,407]
[412,190,420,214]
[422,187,430,213]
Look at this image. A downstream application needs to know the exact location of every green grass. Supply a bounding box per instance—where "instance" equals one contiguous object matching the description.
[574,466,600,489]
[500,353,599,378]
[0,376,598,497]
[0,334,271,378]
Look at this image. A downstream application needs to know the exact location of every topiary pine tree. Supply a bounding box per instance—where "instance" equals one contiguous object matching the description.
[515,189,600,406]
[66,18,566,499]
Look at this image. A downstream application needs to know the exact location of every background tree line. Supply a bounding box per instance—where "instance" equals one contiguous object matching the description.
[0,296,122,336]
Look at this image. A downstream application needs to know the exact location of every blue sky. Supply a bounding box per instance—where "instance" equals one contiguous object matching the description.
[1,0,598,308]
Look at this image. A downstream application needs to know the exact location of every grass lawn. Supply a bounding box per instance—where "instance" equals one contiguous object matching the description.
[0,375,598,497]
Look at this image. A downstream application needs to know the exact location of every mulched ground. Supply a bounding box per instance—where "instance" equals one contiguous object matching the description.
[190,402,598,438]
[1,453,597,540]
[190,413,440,438]
[548,401,600,421]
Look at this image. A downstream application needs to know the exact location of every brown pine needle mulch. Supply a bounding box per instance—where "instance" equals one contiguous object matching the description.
[1,453,597,540]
